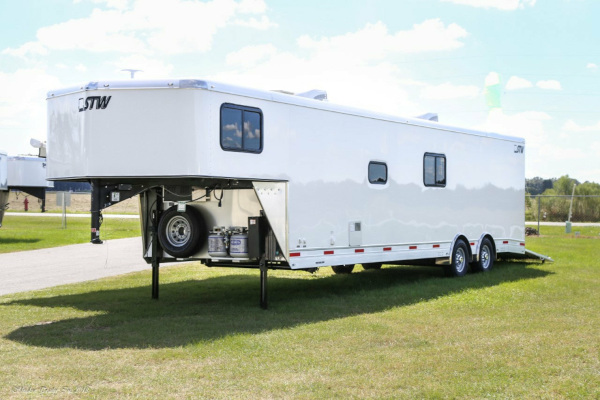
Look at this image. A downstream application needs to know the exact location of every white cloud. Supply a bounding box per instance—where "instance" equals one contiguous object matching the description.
[484,71,500,86]
[297,19,468,61]
[2,41,48,57]
[226,44,277,66]
[539,143,585,161]
[505,76,533,91]
[0,69,62,151]
[0,69,61,121]
[79,0,130,10]
[3,0,274,57]
[216,19,470,117]
[237,0,267,13]
[480,109,551,147]
[587,63,598,69]
[233,15,277,29]
[441,0,536,10]
[536,80,561,90]
[563,120,600,132]
[420,82,479,100]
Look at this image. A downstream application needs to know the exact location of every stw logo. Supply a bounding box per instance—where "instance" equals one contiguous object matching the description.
[78,96,111,112]
[514,145,524,154]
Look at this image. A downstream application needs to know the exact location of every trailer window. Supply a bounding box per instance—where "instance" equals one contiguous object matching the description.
[220,104,263,153]
[368,161,387,184]
[424,153,446,187]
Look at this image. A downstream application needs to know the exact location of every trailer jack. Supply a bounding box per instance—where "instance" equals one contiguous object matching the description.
[260,256,268,309]
[90,180,147,244]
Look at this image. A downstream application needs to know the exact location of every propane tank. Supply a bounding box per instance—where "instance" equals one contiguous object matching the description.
[208,226,229,257]
[229,227,249,258]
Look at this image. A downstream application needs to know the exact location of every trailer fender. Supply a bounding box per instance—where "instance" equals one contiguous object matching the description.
[474,232,496,262]
[448,233,472,266]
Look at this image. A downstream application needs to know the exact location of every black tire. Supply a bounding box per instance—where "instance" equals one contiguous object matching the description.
[444,239,469,277]
[471,238,494,273]
[363,262,382,270]
[332,264,355,274]
[158,206,206,258]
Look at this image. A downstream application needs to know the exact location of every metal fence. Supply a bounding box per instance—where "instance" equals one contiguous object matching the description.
[526,194,600,231]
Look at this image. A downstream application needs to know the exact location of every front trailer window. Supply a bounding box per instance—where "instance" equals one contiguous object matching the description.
[220,104,263,153]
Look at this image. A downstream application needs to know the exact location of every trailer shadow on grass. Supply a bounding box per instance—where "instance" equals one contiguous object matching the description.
[4,262,550,350]
[0,237,41,245]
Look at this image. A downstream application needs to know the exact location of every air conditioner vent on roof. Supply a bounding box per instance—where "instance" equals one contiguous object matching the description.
[415,113,438,122]
[296,90,328,101]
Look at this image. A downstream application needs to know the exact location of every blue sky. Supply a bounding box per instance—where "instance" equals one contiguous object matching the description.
[1,0,599,182]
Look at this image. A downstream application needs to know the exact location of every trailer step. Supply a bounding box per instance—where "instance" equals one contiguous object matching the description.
[524,248,554,263]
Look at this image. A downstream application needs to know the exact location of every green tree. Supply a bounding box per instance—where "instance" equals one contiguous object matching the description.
[553,175,579,195]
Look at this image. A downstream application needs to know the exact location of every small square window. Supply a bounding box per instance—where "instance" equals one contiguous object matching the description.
[369,161,387,184]
[424,153,446,187]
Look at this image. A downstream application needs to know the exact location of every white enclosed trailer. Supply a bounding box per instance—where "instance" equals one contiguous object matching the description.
[0,150,8,227]
[7,155,54,212]
[47,79,532,307]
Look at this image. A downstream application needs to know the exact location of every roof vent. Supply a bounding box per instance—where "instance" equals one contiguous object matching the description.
[415,113,438,122]
[296,89,328,101]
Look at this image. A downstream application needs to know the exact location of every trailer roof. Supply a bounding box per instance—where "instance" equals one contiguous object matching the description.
[47,79,524,144]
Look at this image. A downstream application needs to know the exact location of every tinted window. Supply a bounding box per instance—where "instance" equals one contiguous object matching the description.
[220,104,263,153]
[221,107,243,150]
[424,153,446,187]
[369,162,387,184]
[244,111,261,151]
[435,156,446,185]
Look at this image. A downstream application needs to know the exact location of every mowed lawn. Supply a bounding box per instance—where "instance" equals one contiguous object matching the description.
[0,215,141,253]
[0,225,598,398]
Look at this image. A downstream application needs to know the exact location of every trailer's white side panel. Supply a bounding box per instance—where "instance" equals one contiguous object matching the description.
[197,90,524,268]
[0,151,7,228]
[47,89,211,179]
[0,151,7,190]
[7,156,53,188]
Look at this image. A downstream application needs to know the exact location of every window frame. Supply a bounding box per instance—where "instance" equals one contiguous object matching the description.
[220,103,263,154]
[423,152,446,188]
[368,161,388,185]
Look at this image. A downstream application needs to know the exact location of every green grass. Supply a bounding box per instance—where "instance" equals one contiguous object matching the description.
[0,216,141,253]
[0,226,598,398]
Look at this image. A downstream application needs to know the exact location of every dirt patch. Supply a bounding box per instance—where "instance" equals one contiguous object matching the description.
[6,191,139,214]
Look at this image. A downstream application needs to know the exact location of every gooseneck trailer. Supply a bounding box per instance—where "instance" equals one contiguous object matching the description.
[46,79,540,307]
[7,155,53,212]
[0,150,7,227]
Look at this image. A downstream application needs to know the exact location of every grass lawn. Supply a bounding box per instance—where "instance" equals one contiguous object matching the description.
[0,226,598,398]
[0,216,141,254]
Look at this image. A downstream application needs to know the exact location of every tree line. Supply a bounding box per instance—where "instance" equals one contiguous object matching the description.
[526,175,600,222]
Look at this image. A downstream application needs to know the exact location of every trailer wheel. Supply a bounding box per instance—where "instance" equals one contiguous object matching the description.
[332,265,355,274]
[444,239,469,277]
[158,206,205,258]
[363,263,382,270]
[472,238,494,273]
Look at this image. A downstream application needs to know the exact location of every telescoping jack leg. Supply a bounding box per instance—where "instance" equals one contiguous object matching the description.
[151,188,163,299]
[90,180,103,244]
[259,257,268,310]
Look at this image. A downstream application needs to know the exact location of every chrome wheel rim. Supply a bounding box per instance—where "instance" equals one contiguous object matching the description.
[165,215,191,247]
[481,244,491,270]
[455,247,466,273]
